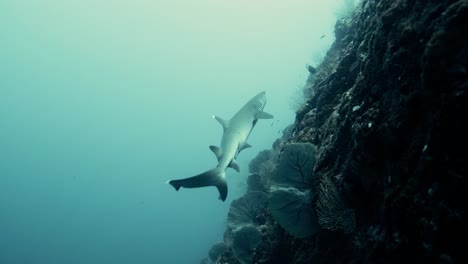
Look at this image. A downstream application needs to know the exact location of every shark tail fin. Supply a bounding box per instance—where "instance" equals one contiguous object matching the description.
[168,168,228,201]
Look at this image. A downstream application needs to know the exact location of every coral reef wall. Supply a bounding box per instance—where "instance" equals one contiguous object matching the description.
[295,0,467,262]
[210,0,468,263]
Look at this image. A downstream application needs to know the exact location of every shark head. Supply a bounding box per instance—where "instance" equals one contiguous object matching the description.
[249,91,268,111]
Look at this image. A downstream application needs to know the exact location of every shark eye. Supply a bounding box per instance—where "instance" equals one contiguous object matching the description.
[254,102,262,109]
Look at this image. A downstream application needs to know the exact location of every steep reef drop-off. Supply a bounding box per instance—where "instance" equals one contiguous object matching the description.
[211,0,468,263]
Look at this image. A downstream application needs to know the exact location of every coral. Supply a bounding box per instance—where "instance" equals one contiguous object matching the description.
[248,149,277,178]
[269,187,320,238]
[246,173,266,193]
[231,225,263,264]
[221,190,269,264]
[248,150,273,173]
[209,242,226,262]
[316,176,355,233]
[270,143,317,190]
[267,142,320,238]
[227,191,268,229]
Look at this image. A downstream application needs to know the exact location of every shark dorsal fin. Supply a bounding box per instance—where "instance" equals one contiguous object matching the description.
[255,111,274,120]
[229,159,240,173]
[212,115,229,130]
[209,145,222,161]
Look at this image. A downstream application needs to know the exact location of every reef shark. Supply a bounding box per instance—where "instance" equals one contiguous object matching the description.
[167,91,273,201]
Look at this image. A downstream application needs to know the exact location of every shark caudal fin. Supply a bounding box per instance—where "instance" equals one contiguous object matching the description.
[167,168,228,201]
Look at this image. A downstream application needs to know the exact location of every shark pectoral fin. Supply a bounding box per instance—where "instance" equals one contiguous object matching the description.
[209,145,222,161]
[256,111,274,119]
[212,115,229,130]
[239,142,252,152]
[229,160,240,173]
[216,175,228,201]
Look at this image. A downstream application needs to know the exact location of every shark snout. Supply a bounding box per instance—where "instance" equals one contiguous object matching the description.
[258,91,267,99]
[257,91,267,105]
[247,91,268,110]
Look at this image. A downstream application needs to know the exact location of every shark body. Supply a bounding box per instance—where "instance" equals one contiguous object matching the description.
[168,91,273,201]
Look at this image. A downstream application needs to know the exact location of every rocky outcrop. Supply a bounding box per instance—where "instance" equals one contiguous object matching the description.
[208,0,467,263]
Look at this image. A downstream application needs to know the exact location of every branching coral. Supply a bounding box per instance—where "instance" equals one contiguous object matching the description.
[316,176,356,233]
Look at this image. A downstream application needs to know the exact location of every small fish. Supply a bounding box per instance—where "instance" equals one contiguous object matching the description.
[307,65,317,74]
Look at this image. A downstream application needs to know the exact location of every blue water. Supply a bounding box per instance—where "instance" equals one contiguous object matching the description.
[0,1,339,263]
